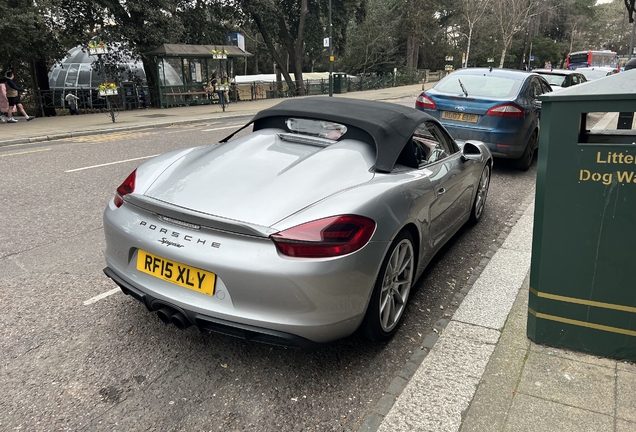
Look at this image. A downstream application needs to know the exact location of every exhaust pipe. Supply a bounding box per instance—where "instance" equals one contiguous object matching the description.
[171,312,193,330]
[156,307,177,325]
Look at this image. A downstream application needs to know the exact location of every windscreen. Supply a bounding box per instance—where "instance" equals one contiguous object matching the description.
[436,74,522,98]
[568,52,589,64]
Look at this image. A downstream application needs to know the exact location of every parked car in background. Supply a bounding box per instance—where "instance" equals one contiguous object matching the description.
[103,98,493,350]
[416,68,551,170]
[532,69,587,90]
[576,67,619,81]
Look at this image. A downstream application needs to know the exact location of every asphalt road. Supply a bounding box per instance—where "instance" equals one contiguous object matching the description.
[0,102,537,431]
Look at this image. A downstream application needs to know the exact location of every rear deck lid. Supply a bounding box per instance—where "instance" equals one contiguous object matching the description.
[142,131,375,227]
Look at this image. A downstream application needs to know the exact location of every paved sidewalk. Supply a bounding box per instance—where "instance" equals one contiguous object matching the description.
[0,84,429,147]
[366,196,636,432]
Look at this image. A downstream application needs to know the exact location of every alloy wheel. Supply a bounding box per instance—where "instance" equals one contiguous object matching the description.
[473,166,490,221]
[378,239,414,333]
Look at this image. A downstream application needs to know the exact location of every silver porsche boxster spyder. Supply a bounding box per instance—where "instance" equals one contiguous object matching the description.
[103,98,492,349]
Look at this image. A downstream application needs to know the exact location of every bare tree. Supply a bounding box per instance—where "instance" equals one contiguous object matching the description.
[460,0,491,67]
[494,0,542,67]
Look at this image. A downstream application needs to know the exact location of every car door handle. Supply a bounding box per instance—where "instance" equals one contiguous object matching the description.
[437,187,446,195]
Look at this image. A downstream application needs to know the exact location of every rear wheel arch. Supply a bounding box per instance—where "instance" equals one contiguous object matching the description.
[373,222,421,287]
[401,223,420,268]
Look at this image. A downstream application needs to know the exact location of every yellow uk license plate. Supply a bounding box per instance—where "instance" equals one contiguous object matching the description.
[442,111,479,123]
[136,250,216,296]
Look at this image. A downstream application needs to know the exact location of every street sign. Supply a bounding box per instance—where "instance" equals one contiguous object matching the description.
[329,55,334,62]
[487,58,494,63]
[530,55,535,61]
[323,37,330,48]
[445,56,453,62]
[444,65,453,71]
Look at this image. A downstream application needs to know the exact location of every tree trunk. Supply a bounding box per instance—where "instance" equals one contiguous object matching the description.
[33,58,56,117]
[499,35,513,68]
[250,12,296,93]
[465,25,473,67]
[142,56,160,108]
[499,48,507,68]
[519,29,531,70]
[292,0,308,96]
[406,35,419,69]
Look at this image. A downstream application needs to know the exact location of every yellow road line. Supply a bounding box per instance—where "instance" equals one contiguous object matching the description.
[61,131,157,143]
[0,148,52,158]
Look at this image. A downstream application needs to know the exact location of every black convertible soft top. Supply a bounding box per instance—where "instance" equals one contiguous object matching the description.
[221,97,435,172]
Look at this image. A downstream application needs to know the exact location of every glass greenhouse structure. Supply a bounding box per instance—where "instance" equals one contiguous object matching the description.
[48,45,147,91]
[46,45,148,111]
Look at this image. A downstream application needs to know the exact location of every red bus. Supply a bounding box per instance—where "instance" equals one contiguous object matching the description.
[565,50,618,70]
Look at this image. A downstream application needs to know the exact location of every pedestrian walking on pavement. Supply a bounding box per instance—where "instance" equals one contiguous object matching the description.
[220,71,230,105]
[5,71,34,123]
[65,90,80,115]
[139,90,148,109]
[0,77,17,123]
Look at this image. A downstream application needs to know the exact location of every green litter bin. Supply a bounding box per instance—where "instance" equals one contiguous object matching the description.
[333,73,347,94]
[529,71,636,360]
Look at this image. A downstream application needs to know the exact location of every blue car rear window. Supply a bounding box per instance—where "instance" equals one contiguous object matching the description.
[436,75,522,98]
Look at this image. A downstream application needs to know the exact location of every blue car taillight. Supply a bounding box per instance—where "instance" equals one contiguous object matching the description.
[416,94,436,110]
[485,103,524,118]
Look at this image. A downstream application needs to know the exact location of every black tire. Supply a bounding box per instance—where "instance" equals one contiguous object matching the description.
[361,230,415,341]
[513,130,538,171]
[469,164,491,224]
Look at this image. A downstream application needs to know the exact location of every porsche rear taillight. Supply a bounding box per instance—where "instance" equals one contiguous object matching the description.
[270,215,376,258]
[113,169,136,208]
[416,94,436,110]
[485,103,524,118]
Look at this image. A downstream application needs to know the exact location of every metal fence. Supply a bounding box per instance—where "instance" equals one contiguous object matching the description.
[35,86,150,116]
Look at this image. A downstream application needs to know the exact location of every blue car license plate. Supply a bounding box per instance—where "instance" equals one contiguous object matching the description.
[441,111,478,123]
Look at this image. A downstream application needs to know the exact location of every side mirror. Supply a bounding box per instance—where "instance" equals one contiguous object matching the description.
[461,141,483,162]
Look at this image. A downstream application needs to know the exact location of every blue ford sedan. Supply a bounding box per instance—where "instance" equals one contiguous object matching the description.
[416,68,551,170]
